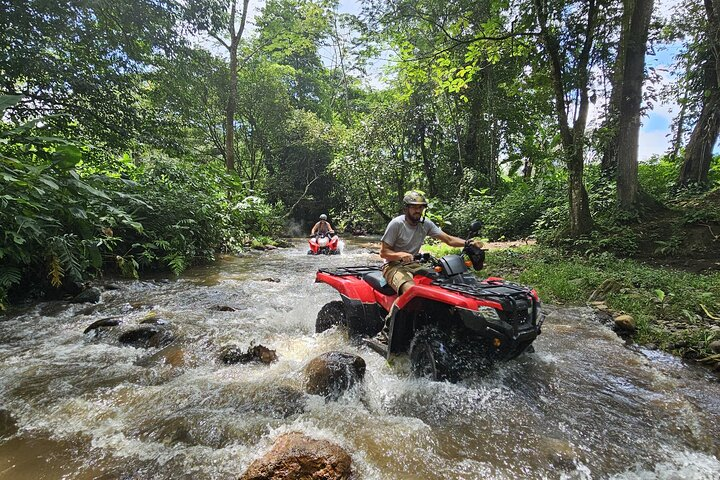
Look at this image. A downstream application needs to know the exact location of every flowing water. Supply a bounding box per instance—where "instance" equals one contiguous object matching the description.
[1,238,719,480]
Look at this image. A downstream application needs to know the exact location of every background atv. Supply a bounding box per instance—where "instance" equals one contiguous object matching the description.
[314,221,544,381]
[308,232,340,255]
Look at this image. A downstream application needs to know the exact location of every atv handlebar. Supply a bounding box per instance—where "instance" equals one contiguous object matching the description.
[413,252,432,262]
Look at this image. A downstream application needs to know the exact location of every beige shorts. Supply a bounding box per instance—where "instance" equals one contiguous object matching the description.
[382,261,426,293]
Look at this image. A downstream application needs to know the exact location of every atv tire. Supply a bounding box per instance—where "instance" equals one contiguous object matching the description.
[315,301,347,333]
[409,326,458,382]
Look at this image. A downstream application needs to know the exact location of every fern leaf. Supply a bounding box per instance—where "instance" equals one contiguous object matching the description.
[0,267,22,288]
[48,255,64,287]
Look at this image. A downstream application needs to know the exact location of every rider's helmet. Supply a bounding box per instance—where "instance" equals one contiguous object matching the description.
[403,191,428,207]
[319,214,327,220]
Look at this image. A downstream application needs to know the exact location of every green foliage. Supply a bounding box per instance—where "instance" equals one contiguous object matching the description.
[0,98,133,303]
[1,0,186,147]
[0,94,286,308]
[638,155,680,200]
[442,173,567,240]
[108,154,282,273]
[485,246,720,359]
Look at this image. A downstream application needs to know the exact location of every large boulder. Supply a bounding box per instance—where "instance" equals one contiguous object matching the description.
[69,287,102,304]
[118,326,175,349]
[240,432,353,480]
[303,352,365,399]
[83,317,122,335]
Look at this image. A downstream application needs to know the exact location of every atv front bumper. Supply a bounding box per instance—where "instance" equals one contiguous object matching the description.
[457,306,544,360]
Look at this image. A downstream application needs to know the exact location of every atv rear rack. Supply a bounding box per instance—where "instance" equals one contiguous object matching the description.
[318,266,382,277]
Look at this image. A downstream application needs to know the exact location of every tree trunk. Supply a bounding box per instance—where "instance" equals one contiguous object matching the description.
[677,82,720,186]
[669,64,692,160]
[462,66,497,188]
[569,149,593,235]
[533,0,596,237]
[225,40,238,172]
[418,124,437,196]
[600,0,635,175]
[677,0,720,187]
[616,0,654,210]
[222,0,250,173]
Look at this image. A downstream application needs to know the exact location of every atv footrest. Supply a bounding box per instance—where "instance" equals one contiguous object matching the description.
[363,338,389,357]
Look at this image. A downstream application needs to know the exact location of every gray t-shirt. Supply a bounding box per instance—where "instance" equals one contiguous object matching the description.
[380,215,442,255]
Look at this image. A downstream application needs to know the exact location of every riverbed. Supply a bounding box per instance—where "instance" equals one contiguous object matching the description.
[1,238,718,479]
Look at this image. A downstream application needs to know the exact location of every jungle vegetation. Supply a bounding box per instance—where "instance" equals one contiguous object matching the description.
[1,0,719,332]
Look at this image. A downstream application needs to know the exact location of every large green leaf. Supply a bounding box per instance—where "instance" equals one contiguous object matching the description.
[53,145,83,169]
[0,95,22,112]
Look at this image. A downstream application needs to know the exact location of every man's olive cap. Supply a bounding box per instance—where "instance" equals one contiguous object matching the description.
[403,191,428,206]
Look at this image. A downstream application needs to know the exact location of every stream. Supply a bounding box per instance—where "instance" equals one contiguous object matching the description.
[1,237,719,479]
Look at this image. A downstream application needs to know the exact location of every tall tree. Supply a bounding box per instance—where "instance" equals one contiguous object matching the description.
[185,0,251,172]
[0,0,183,146]
[677,0,720,187]
[256,0,338,121]
[532,0,597,236]
[362,0,543,195]
[616,0,655,210]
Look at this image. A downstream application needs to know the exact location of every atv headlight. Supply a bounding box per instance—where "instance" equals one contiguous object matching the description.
[477,306,501,322]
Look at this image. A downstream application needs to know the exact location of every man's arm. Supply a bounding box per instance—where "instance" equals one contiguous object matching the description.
[435,232,484,249]
[311,222,318,235]
[379,242,414,263]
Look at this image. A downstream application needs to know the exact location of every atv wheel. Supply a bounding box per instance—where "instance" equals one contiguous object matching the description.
[315,301,347,333]
[409,327,458,382]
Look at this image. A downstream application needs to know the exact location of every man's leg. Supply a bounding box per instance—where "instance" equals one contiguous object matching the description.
[375,262,418,342]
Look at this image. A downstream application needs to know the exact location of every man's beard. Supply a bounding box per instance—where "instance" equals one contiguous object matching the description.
[406,211,422,224]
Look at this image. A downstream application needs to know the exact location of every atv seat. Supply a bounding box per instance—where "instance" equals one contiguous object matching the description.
[363,271,397,296]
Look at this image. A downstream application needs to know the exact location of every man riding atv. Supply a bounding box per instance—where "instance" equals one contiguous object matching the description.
[376,191,484,341]
[311,214,335,237]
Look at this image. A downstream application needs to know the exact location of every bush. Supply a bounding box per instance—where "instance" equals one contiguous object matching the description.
[443,173,566,241]
[638,155,679,201]
[0,102,283,307]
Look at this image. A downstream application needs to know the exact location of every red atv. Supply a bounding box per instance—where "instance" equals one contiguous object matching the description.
[308,232,340,255]
[314,221,544,381]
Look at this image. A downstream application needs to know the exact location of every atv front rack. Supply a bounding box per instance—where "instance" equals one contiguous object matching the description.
[433,278,531,298]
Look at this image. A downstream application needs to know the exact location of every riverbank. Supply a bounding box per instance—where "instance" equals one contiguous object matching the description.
[482,245,720,372]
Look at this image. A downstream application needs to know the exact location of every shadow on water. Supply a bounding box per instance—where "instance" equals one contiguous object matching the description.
[1,237,719,479]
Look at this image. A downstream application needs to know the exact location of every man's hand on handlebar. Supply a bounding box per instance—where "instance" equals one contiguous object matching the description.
[398,252,414,263]
[464,239,485,250]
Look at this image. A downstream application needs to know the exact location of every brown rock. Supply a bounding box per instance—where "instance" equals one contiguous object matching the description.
[253,345,278,364]
[240,432,352,480]
[303,352,365,399]
[614,314,636,332]
[709,340,720,354]
[220,344,278,365]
